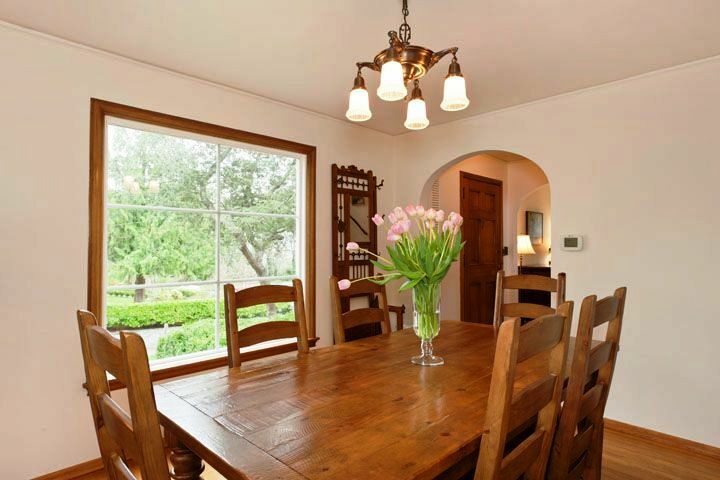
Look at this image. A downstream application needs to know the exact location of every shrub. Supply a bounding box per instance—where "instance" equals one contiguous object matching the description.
[107,299,215,329]
[106,299,293,330]
[155,317,222,359]
[155,312,294,359]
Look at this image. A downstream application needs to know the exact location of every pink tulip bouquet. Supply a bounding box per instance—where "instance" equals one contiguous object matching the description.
[338,205,464,366]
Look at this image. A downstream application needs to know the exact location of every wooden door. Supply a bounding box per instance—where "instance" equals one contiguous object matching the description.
[460,172,503,324]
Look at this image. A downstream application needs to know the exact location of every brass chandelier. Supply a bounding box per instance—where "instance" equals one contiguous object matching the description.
[346,0,469,130]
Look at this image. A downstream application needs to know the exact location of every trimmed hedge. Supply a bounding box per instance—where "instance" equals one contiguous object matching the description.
[107,299,293,330]
[155,312,294,359]
[108,290,134,298]
[107,299,214,329]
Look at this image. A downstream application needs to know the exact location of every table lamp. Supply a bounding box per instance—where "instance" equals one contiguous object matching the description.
[517,234,535,268]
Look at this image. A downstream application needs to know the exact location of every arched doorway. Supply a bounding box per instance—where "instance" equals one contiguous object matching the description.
[420,150,550,323]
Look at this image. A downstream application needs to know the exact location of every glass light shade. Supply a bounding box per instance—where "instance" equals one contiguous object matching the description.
[346,88,372,122]
[377,60,407,101]
[441,75,470,111]
[517,235,536,255]
[404,98,429,130]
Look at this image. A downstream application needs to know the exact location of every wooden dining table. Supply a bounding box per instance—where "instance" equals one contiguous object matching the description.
[155,321,574,480]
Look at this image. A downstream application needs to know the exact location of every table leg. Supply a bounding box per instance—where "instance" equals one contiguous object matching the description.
[168,438,205,480]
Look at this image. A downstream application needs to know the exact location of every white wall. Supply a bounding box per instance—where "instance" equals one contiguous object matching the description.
[0,24,395,479]
[392,57,720,447]
[517,184,552,266]
[427,154,548,321]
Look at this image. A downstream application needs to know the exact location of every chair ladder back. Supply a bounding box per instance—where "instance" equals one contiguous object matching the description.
[111,453,137,480]
[234,321,301,348]
[547,287,627,480]
[516,313,567,363]
[233,284,296,308]
[76,310,170,480]
[330,276,392,344]
[98,393,141,462]
[341,308,389,331]
[493,270,568,328]
[501,303,555,323]
[475,302,573,480]
[503,274,559,292]
[223,279,309,368]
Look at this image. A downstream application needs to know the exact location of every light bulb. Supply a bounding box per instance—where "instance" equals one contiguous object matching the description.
[377,60,407,101]
[346,88,372,122]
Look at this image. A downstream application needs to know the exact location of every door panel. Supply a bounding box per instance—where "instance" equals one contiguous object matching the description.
[461,173,503,324]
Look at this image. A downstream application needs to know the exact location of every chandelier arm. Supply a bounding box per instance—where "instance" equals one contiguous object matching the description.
[356,61,380,73]
[429,47,459,68]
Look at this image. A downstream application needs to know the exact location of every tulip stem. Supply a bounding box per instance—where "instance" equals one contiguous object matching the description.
[351,246,391,265]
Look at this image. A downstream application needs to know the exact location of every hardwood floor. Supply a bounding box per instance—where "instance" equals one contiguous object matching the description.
[601,427,720,480]
[73,425,720,480]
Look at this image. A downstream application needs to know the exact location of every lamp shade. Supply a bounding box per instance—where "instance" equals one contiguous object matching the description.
[441,75,470,111]
[346,87,372,122]
[404,98,429,130]
[377,60,407,101]
[441,58,469,112]
[517,235,536,255]
[404,80,429,130]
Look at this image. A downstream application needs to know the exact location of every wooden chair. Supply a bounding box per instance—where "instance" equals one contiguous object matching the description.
[76,310,170,480]
[493,270,567,328]
[223,279,310,368]
[330,276,392,344]
[475,302,573,480]
[547,287,627,480]
[389,304,406,331]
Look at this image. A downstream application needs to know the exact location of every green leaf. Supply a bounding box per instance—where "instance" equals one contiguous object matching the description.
[370,259,395,272]
[398,275,425,292]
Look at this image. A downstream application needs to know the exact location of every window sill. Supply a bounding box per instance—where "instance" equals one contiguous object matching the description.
[107,336,319,391]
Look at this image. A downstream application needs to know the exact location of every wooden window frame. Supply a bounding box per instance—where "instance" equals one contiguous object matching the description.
[88,99,317,388]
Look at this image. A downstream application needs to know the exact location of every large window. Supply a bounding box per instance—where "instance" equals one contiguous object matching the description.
[89,100,315,375]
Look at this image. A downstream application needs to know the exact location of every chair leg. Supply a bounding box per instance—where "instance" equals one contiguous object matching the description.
[166,432,205,480]
[583,421,604,480]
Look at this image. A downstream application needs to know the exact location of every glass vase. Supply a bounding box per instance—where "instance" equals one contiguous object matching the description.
[411,282,444,366]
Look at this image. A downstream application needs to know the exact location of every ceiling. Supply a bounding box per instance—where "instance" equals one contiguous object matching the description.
[2,0,720,135]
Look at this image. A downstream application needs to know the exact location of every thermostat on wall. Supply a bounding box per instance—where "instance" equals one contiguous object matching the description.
[561,234,583,251]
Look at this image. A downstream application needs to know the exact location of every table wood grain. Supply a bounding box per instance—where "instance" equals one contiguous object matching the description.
[155,321,570,480]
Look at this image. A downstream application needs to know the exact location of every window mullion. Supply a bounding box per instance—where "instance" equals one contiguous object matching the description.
[215,143,222,351]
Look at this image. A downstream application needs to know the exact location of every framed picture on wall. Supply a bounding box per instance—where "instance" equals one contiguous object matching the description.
[526,211,543,245]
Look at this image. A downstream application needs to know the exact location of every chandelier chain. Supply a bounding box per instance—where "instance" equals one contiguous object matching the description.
[399,0,411,45]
